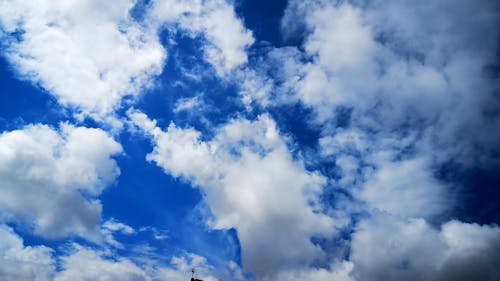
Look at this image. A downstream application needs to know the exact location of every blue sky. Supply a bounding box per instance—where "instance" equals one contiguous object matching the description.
[0,0,499,280]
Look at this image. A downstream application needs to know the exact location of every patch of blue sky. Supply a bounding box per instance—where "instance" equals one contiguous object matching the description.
[0,58,66,131]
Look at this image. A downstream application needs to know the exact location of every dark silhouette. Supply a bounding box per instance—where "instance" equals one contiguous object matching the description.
[191,268,204,281]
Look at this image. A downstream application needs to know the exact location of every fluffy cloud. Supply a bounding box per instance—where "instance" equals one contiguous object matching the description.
[320,128,449,219]
[148,0,254,76]
[0,0,253,123]
[0,223,224,281]
[0,222,225,280]
[357,155,449,218]
[270,0,498,221]
[0,0,166,120]
[129,110,337,278]
[2,1,498,280]
[245,0,499,161]
[56,246,226,281]
[270,261,355,281]
[242,3,380,121]
[350,213,500,281]
[54,240,229,281]
[232,1,500,279]
[156,253,219,281]
[55,245,151,281]
[0,225,55,281]
[0,123,122,240]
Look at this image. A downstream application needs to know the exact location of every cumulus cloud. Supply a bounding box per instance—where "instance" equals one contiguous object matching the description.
[230,0,500,279]
[242,3,380,121]
[148,0,254,76]
[2,0,498,280]
[55,245,151,281]
[0,225,55,281]
[129,109,338,278]
[0,0,253,124]
[0,223,224,281]
[350,213,500,281]
[319,127,449,219]
[0,0,166,120]
[156,253,219,281]
[236,0,498,233]
[244,0,499,161]
[358,155,449,218]
[272,0,498,220]
[0,123,122,240]
[270,261,355,281]
[54,242,229,281]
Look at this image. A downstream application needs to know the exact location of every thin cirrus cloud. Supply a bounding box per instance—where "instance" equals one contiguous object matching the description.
[0,0,499,281]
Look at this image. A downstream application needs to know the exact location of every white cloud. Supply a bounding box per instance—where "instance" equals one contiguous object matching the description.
[236,68,274,110]
[55,243,228,281]
[1,1,496,281]
[0,224,228,281]
[156,253,219,281]
[0,225,55,281]
[358,156,448,218]
[0,123,122,240]
[126,1,499,280]
[173,94,204,113]
[350,213,500,281]
[270,261,356,281]
[196,1,254,75]
[0,0,166,120]
[247,3,381,122]
[55,245,151,281]
[319,127,449,219]
[235,5,499,279]
[237,1,499,279]
[138,226,169,240]
[305,4,375,72]
[286,2,450,123]
[319,128,369,158]
[247,0,499,163]
[102,218,136,248]
[0,0,253,125]
[1,223,235,281]
[103,219,135,235]
[351,214,445,281]
[129,109,337,278]
[149,0,254,76]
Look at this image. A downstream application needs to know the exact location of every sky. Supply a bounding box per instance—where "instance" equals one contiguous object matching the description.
[0,0,499,280]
